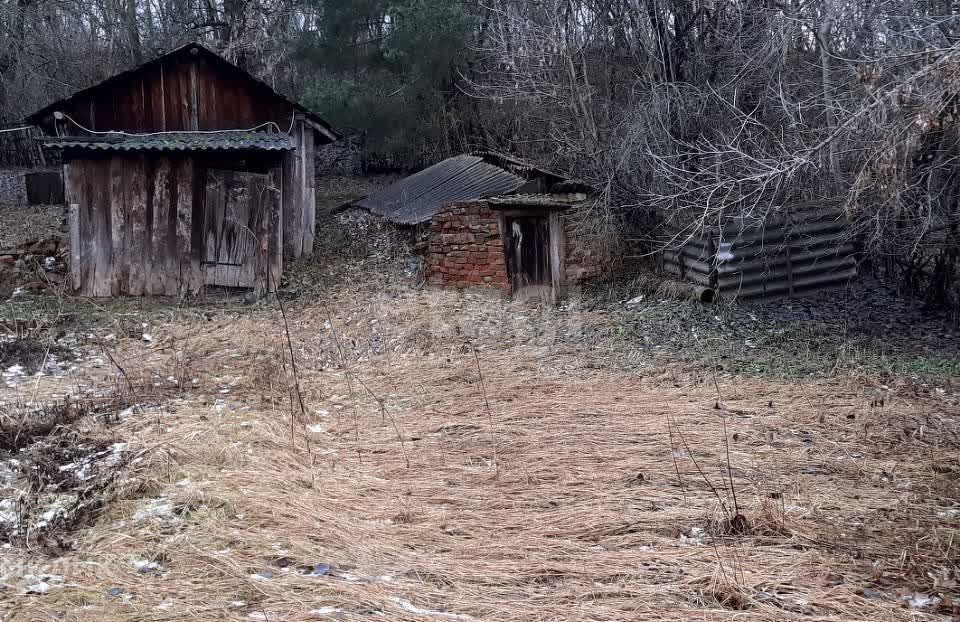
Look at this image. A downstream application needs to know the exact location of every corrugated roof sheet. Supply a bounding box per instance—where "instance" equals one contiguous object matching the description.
[356,155,526,225]
[40,131,294,152]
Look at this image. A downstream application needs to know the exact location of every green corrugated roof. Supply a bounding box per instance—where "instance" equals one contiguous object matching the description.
[40,131,294,152]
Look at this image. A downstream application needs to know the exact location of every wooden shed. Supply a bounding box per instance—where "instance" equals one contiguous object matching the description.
[26,43,338,297]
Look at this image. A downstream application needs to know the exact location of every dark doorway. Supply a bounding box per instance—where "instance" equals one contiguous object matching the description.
[503,215,551,294]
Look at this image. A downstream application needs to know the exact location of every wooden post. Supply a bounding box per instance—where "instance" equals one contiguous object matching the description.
[269,167,283,293]
[496,210,511,295]
[281,118,304,258]
[64,162,81,292]
[301,123,316,255]
[68,203,81,293]
[549,210,565,303]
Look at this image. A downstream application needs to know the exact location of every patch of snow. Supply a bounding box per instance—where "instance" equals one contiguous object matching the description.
[133,559,161,573]
[679,526,705,547]
[117,404,140,418]
[306,424,326,434]
[310,606,344,614]
[901,593,941,609]
[389,597,473,620]
[25,581,51,594]
[3,364,25,386]
[0,499,18,524]
[133,498,177,521]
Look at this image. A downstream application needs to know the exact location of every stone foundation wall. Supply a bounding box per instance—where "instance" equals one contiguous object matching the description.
[0,168,27,205]
[562,212,608,283]
[426,201,509,291]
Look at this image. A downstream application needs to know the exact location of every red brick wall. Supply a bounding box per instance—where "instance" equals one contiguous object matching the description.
[426,201,510,291]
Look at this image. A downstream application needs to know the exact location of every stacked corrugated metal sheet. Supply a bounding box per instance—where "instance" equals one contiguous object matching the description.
[40,131,294,152]
[663,208,857,302]
[356,155,526,225]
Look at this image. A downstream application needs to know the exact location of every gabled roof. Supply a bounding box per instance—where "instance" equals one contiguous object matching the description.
[356,155,527,225]
[354,152,590,225]
[39,131,294,153]
[26,43,338,141]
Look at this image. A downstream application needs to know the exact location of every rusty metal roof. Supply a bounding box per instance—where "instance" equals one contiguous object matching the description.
[40,131,294,152]
[356,155,526,225]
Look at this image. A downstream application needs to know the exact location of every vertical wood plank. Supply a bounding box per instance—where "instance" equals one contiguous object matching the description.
[68,203,81,293]
[269,166,283,294]
[92,160,113,297]
[301,123,316,255]
[81,163,96,295]
[280,149,296,258]
[282,117,304,258]
[151,158,171,295]
[549,211,564,302]
[175,157,198,296]
[63,162,82,293]
[253,173,270,298]
[109,157,125,295]
[204,169,226,286]
[159,64,167,131]
[189,61,200,131]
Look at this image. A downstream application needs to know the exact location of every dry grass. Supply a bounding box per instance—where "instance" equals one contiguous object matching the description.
[1,283,958,621]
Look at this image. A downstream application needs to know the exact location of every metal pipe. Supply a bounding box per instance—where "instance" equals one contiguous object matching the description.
[657,279,716,303]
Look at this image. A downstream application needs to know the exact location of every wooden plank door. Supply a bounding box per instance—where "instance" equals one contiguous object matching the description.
[203,169,277,291]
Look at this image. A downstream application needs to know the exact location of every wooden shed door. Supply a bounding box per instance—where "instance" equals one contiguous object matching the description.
[503,215,552,292]
[203,169,278,290]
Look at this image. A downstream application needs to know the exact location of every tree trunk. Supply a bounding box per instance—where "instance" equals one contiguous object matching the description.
[818,0,839,178]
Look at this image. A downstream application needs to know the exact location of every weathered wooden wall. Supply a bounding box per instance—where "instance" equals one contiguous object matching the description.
[65,153,281,297]
[33,46,330,260]
[282,115,316,258]
[46,55,294,134]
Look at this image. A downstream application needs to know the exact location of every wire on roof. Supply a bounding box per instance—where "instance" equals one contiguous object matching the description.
[55,111,292,139]
[0,125,33,134]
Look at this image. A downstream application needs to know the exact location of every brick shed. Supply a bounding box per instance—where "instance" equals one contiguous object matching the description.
[426,193,606,300]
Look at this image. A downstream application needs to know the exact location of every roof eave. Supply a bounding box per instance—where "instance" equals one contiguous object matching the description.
[25,43,339,141]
